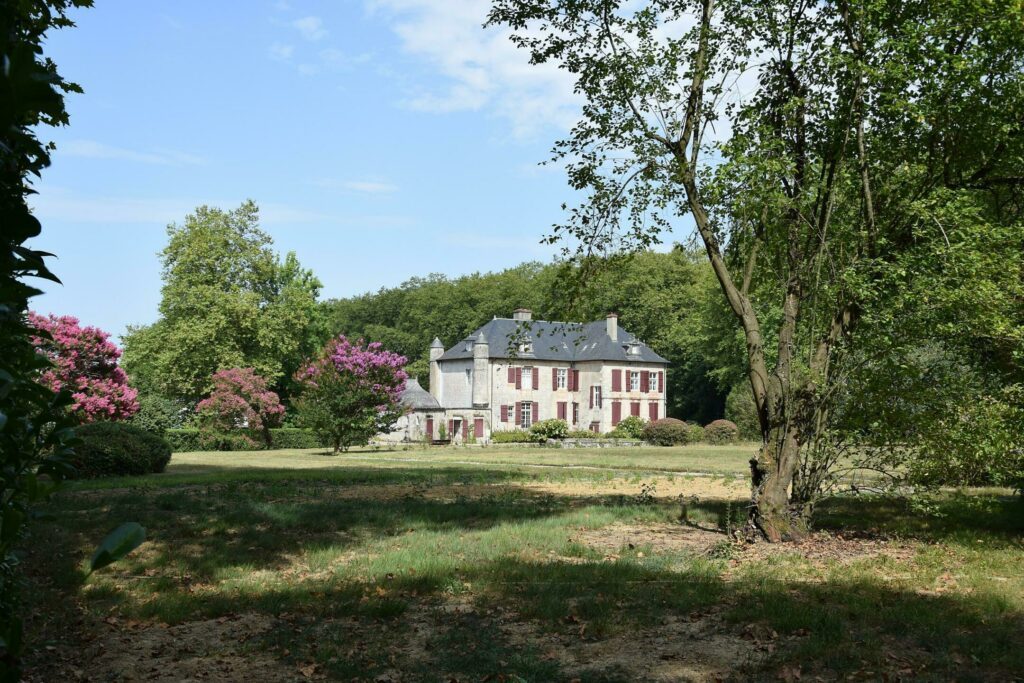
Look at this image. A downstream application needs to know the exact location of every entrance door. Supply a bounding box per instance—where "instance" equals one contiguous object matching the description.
[474,418,484,439]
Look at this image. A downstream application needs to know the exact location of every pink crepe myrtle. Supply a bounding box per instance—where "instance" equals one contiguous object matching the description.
[295,336,408,452]
[195,368,285,446]
[28,312,139,423]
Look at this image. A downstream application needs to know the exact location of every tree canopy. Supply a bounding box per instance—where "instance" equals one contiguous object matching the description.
[122,201,325,402]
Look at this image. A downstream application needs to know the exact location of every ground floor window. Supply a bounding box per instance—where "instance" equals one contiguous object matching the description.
[520,401,532,428]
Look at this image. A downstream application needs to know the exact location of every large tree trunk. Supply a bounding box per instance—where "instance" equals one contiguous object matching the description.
[749,425,809,542]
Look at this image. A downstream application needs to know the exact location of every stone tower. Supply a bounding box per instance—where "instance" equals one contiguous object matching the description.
[428,337,444,401]
[472,331,490,407]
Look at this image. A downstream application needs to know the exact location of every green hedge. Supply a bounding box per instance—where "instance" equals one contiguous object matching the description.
[72,422,172,478]
[490,429,543,444]
[165,428,326,452]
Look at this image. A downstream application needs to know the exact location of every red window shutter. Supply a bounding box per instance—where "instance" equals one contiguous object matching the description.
[557,401,566,420]
[641,371,649,393]
[515,367,522,389]
[533,369,539,390]
[474,418,484,438]
[589,386,594,409]
[462,420,469,438]
[612,369,622,392]
[532,402,539,422]
[500,405,508,422]
[572,369,579,391]
[515,402,522,425]
[631,401,640,417]
[658,371,664,393]
[611,401,621,426]
[448,419,454,437]
[508,366,515,384]
[426,418,433,438]
[649,402,658,421]
[552,367,558,390]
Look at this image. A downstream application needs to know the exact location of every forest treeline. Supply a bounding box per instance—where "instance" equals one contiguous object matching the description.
[321,248,745,425]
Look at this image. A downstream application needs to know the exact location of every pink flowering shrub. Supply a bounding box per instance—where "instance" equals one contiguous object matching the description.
[295,336,407,452]
[195,368,285,449]
[28,312,139,423]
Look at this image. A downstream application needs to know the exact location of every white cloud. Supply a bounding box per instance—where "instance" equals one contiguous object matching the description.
[269,42,294,61]
[60,140,205,166]
[367,0,580,138]
[316,179,399,194]
[292,15,327,41]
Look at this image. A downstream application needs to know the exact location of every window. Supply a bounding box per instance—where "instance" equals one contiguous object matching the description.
[572,402,579,425]
[556,368,568,390]
[465,368,472,384]
[592,385,602,408]
[630,371,640,391]
[520,401,532,428]
[649,372,659,393]
[523,366,533,388]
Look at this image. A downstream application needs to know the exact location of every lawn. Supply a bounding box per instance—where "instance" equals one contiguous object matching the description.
[20,446,1024,682]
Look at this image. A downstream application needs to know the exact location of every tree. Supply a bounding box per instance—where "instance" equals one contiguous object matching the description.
[28,312,139,423]
[488,0,1024,540]
[121,202,324,402]
[195,368,285,449]
[294,336,408,453]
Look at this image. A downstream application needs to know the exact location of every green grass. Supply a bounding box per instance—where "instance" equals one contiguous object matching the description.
[21,449,1024,682]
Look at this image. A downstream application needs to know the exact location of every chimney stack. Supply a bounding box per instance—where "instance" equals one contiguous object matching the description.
[513,308,533,322]
[606,313,618,341]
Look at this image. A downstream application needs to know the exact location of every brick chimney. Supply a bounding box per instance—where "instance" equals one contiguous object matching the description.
[606,313,618,341]
[513,308,532,322]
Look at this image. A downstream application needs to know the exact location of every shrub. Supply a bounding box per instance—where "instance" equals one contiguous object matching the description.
[566,429,604,439]
[196,368,284,448]
[642,418,690,446]
[611,415,646,439]
[71,422,172,478]
[686,423,706,444]
[491,429,542,443]
[165,427,324,452]
[530,419,569,440]
[130,393,188,436]
[704,419,739,444]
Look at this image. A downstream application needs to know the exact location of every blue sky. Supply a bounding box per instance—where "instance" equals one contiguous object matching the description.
[27,0,679,339]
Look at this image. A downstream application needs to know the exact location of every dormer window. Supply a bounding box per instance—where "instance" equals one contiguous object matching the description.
[627,342,642,356]
[519,341,533,354]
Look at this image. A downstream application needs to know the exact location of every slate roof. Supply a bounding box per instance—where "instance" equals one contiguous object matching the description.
[401,378,441,411]
[436,318,669,365]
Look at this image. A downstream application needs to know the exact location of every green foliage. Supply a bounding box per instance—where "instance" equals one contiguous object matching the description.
[122,204,325,402]
[703,420,739,446]
[686,423,706,445]
[129,393,187,436]
[164,427,324,452]
[88,523,146,575]
[71,423,172,478]
[490,430,542,444]
[0,1,94,674]
[529,419,569,440]
[642,418,691,446]
[609,415,646,440]
[724,383,759,441]
[566,429,605,439]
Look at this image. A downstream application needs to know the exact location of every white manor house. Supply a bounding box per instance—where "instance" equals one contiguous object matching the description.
[383,308,669,443]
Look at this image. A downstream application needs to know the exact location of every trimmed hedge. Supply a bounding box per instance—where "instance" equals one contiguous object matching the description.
[609,415,646,439]
[642,418,690,446]
[704,419,739,444]
[491,429,543,444]
[165,428,326,452]
[71,422,172,478]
